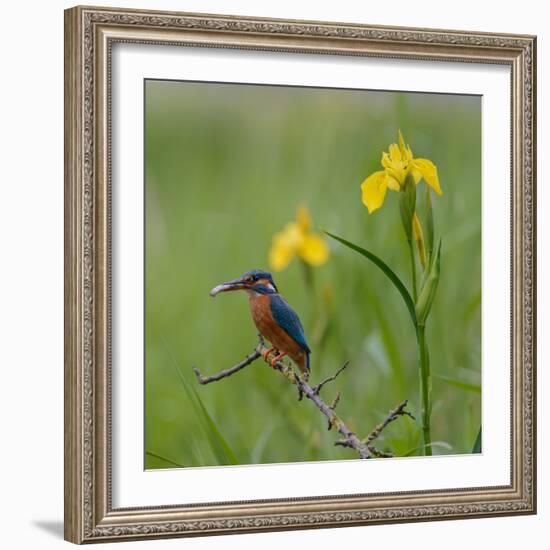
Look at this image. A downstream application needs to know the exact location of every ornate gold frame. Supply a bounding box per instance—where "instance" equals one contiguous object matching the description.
[64,5,537,544]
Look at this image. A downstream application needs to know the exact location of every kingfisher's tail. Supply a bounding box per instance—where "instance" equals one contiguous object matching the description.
[294,351,310,376]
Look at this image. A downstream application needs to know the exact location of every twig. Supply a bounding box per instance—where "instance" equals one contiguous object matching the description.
[312,362,349,395]
[193,349,261,384]
[192,338,413,459]
[364,399,415,446]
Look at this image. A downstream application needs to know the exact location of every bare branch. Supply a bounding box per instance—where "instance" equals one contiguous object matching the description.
[329,392,341,411]
[334,439,354,449]
[327,392,341,430]
[193,338,413,459]
[312,362,349,395]
[192,349,261,385]
[367,448,394,458]
[364,400,415,446]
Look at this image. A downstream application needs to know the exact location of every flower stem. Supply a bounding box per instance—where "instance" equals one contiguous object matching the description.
[416,324,433,455]
[408,239,418,301]
[300,259,315,293]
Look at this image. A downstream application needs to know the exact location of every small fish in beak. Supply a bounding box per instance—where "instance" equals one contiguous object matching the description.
[209,278,248,297]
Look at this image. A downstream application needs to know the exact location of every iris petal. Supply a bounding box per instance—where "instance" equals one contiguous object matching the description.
[411,168,422,184]
[268,224,302,271]
[297,205,311,233]
[269,235,295,271]
[361,171,388,213]
[389,143,401,163]
[386,176,401,191]
[413,158,442,195]
[398,129,407,156]
[300,234,330,266]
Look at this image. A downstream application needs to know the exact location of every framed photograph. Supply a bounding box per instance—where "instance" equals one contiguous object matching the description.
[64,5,537,543]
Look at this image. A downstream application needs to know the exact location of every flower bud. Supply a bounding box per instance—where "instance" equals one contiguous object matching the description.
[424,188,434,259]
[399,172,416,242]
[412,212,427,269]
[415,240,441,325]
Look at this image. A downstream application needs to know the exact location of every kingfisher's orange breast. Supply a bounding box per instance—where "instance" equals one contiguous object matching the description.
[249,294,307,372]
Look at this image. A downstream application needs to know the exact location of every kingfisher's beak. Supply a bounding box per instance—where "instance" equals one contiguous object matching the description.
[209,278,249,297]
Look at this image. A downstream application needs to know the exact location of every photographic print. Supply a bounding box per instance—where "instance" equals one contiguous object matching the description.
[65,7,536,542]
[144,80,482,469]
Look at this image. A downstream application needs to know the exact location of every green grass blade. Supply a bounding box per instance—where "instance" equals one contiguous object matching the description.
[435,374,481,394]
[472,427,482,453]
[463,290,482,324]
[162,337,239,465]
[175,363,239,466]
[193,384,241,465]
[146,450,186,468]
[367,287,407,396]
[403,441,452,457]
[325,231,417,327]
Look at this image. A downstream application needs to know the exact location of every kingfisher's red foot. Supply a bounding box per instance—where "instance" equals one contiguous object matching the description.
[270,352,287,367]
[262,347,275,363]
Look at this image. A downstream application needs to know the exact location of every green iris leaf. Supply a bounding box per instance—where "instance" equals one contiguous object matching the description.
[325,231,417,327]
[435,373,481,394]
[472,427,482,454]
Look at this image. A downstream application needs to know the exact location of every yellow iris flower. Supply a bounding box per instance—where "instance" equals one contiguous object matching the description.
[361,130,442,214]
[269,206,329,271]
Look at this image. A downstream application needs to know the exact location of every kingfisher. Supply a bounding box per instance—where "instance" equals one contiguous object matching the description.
[210,269,310,376]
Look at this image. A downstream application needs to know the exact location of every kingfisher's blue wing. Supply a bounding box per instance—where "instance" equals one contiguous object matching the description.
[270,295,310,354]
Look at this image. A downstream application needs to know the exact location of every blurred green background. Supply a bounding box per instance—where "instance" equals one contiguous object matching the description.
[145,79,481,469]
